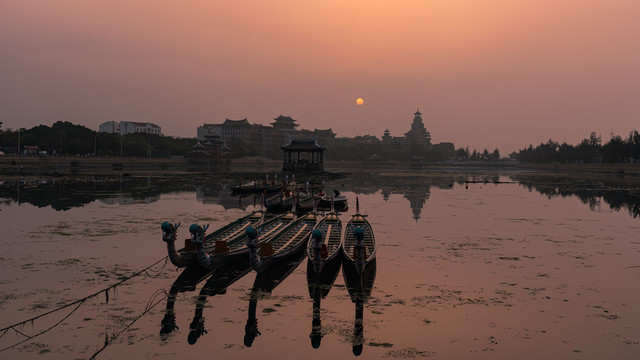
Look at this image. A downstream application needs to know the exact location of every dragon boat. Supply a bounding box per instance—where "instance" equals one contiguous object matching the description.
[306,198,343,282]
[161,210,265,268]
[190,210,298,271]
[248,200,319,272]
[342,197,377,356]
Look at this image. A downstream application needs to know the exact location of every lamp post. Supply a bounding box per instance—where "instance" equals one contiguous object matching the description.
[17,128,24,155]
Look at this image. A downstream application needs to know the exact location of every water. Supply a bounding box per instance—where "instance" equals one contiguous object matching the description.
[1,170,639,359]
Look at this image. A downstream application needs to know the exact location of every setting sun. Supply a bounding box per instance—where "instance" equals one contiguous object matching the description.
[356,97,364,106]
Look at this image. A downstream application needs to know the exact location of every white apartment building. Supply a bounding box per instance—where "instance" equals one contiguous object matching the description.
[98,121,162,135]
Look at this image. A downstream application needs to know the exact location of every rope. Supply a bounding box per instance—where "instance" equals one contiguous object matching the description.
[89,289,168,360]
[0,256,169,352]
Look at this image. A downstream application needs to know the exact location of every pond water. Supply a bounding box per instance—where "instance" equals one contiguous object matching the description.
[0,170,639,359]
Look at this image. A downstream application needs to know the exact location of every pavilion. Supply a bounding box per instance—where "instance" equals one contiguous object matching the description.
[280,138,325,172]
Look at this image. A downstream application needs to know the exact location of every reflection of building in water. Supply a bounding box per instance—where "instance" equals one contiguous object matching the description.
[195,184,256,210]
[403,184,431,221]
[99,195,160,205]
[381,188,391,201]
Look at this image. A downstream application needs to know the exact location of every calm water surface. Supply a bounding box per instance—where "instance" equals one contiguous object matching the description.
[1,171,639,359]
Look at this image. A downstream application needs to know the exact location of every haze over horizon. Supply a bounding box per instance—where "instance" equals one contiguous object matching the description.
[2,0,639,154]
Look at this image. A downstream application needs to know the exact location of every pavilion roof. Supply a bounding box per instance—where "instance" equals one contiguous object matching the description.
[280,138,325,151]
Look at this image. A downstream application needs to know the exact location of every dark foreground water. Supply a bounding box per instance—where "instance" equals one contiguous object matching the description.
[0,170,639,359]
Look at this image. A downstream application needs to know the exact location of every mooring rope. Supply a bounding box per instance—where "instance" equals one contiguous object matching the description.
[89,289,168,360]
[0,256,169,352]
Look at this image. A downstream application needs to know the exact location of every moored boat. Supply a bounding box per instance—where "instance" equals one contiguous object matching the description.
[306,202,343,281]
[190,210,297,270]
[161,210,265,268]
[342,197,377,356]
[248,200,319,272]
[342,197,377,302]
[317,189,348,211]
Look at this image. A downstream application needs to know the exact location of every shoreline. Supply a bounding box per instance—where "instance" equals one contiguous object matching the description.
[2,155,640,179]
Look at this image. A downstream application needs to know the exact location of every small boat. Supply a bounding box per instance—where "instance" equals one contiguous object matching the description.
[231,175,282,195]
[317,189,348,211]
[307,201,343,281]
[263,191,316,214]
[342,197,377,302]
[161,210,265,268]
[191,210,298,270]
[248,200,319,272]
[307,238,342,349]
[342,197,377,356]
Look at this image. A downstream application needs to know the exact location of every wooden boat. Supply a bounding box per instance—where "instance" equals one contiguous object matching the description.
[161,210,265,268]
[342,197,377,302]
[307,236,342,349]
[187,259,253,344]
[191,211,297,270]
[263,191,315,214]
[231,175,282,195]
[317,189,348,211]
[248,201,319,272]
[342,197,377,356]
[306,202,343,282]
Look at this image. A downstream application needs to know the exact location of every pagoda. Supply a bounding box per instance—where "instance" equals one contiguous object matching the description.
[271,115,299,130]
[404,109,431,147]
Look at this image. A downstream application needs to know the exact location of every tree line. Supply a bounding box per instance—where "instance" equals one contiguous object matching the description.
[0,121,196,157]
[516,131,640,163]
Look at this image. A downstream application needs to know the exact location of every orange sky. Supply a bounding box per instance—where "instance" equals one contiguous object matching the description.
[1,0,639,153]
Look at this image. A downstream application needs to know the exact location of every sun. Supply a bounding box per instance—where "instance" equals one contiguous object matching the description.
[356,97,364,106]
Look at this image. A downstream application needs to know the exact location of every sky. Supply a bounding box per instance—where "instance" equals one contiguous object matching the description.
[1,0,639,154]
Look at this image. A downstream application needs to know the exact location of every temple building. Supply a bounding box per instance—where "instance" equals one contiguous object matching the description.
[196,115,336,158]
[404,109,431,147]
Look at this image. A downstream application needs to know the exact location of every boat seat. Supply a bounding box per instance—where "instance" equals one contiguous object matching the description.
[258,243,274,257]
[215,240,230,254]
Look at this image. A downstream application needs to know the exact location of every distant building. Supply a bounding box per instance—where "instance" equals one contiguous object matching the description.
[99,121,120,134]
[197,123,222,140]
[281,138,325,172]
[196,115,336,158]
[382,129,392,143]
[120,121,162,135]
[221,118,252,144]
[404,109,431,147]
[98,121,161,135]
[312,128,337,147]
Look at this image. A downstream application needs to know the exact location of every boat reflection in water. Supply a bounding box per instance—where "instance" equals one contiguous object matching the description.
[159,264,213,335]
[186,259,253,345]
[342,198,377,356]
[306,210,343,349]
[243,249,307,347]
[307,250,342,349]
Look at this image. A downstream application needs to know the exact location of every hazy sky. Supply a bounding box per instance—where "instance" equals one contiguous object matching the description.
[1,0,639,153]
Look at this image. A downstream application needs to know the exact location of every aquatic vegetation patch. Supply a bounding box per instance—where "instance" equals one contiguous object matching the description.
[370,341,394,348]
[55,258,82,267]
[0,292,19,308]
[383,347,435,358]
